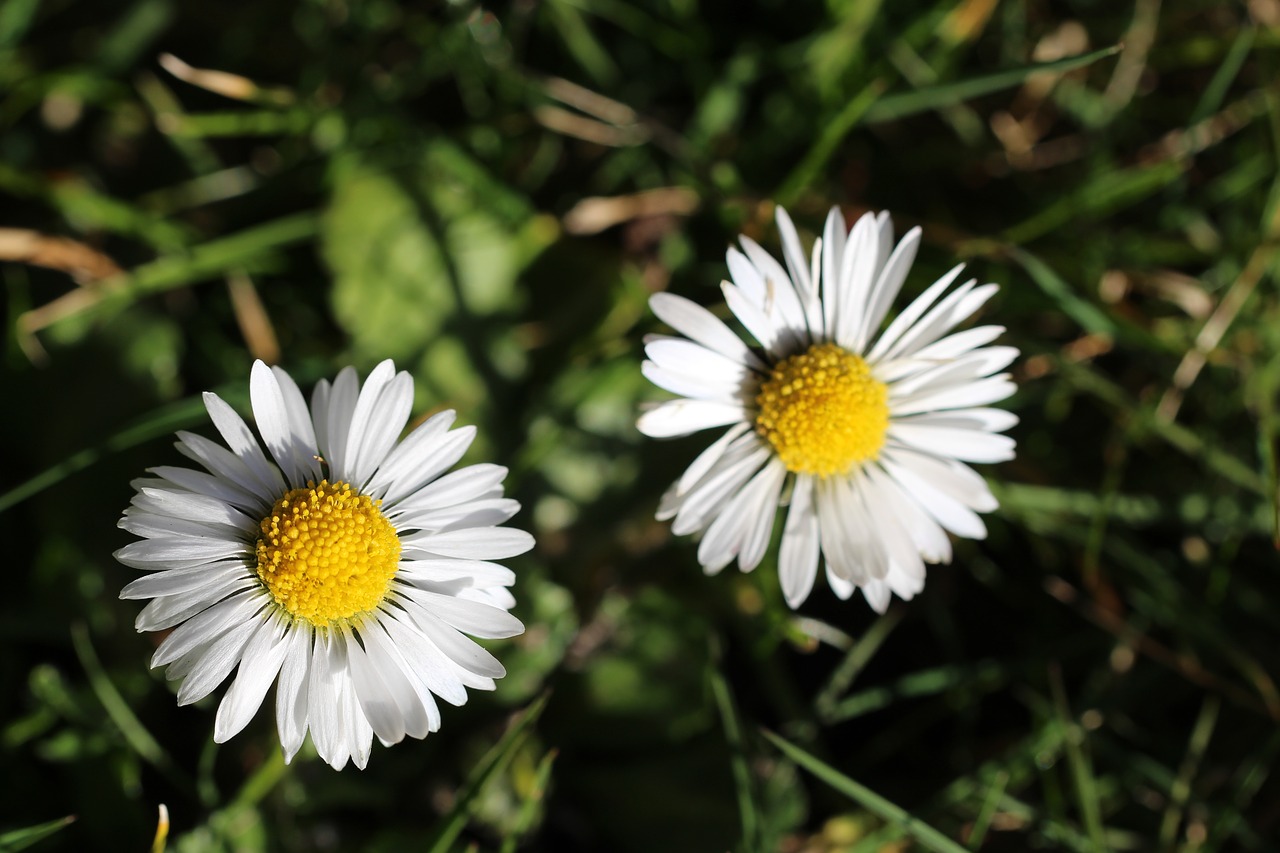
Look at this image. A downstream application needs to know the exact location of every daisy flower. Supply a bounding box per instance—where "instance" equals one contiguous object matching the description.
[638,206,1017,612]
[116,360,530,770]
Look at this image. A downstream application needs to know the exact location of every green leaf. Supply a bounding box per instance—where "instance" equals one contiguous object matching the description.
[0,0,41,49]
[323,162,457,361]
[323,154,555,364]
[761,730,968,853]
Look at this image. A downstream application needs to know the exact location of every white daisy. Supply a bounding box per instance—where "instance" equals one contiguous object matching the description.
[638,206,1017,612]
[116,360,531,770]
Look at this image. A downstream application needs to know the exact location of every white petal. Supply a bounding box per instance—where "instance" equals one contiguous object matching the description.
[379,608,469,706]
[864,463,952,564]
[341,360,398,485]
[825,564,855,599]
[149,465,264,513]
[309,378,331,462]
[396,588,524,638]
[858,226,921,351]
[403,527,534,560]
[275,625,313,763]
[820,207,848,336]
[637,399,747,439]
[344,625,406,746]
[387,463,506,516]
[664,422,752,517]
[119,510,250,542]
[397,559,515,587]
[360,620,438,737]
[889,423,1016,463]
[736,460,788,572]
[251,361,319,485]
[409,609,507,679]
[834,212,879,349]
[895,407,1019,433]
[307,631,344,767]
[341,665,374,770]
[351,369,414,488]
[903,325,1007,366]
[774,206,813,298]
[215,612,291,742]
[202,392,285,497]
[881,283,999,363]
[370,411,465,504]
[671,443,770,536]
[175,431,271,500]
[129,486,256,531]
[134,572,257,632]
[779,474,820,608]
[641,360,748,403]
[645,335,756,380]
[721,280,780,352]
[321,366,360,482]
[152,590,259,668]
[891,375,1016,416]
[396,497,519,534]
[696,458,781,574]
[814,477,876,585]
[649,292,766,370]
[867,264,965,363]
[174,608,262,706]
[120,561,250,599]
[862,579,892,614]
[881,453,987,540]
[115,538,247,571]
[735,238,808,352]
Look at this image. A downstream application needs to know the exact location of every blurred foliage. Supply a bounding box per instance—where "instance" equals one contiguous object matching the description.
[2,0,1280,850]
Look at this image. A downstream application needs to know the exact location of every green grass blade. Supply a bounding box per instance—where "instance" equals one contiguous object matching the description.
[1002,160,1187,247]
[70,623,173,774]
[22,211,318,340]
[0,815,75,852]
[775,80,884,206]
[862,45,1121,125]
[761,729,967,853]
[815,608,903,723]
[966,770,1008,850]
[1049,668,1107,852]
[424,692,550,853]
[710,667,761,853]
[1158,696,1219,849]
[825,660,1006,723]
[1191,27,1256,125]
[1003,245,1116,335]
[544,0,618,85]
[0,395,208,514]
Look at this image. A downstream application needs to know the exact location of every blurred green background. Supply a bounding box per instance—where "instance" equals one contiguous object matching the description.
[2,0,1279,850]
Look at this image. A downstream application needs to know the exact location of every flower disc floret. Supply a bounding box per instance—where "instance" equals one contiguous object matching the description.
[754,342,889,477]
[255,479,401,625]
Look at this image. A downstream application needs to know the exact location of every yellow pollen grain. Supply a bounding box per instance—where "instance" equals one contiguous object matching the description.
[254,479,401,625]
[754,342,889,477]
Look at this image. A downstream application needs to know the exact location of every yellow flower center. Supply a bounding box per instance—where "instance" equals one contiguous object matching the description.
[754,342,889,477]
[254,480,401,625]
